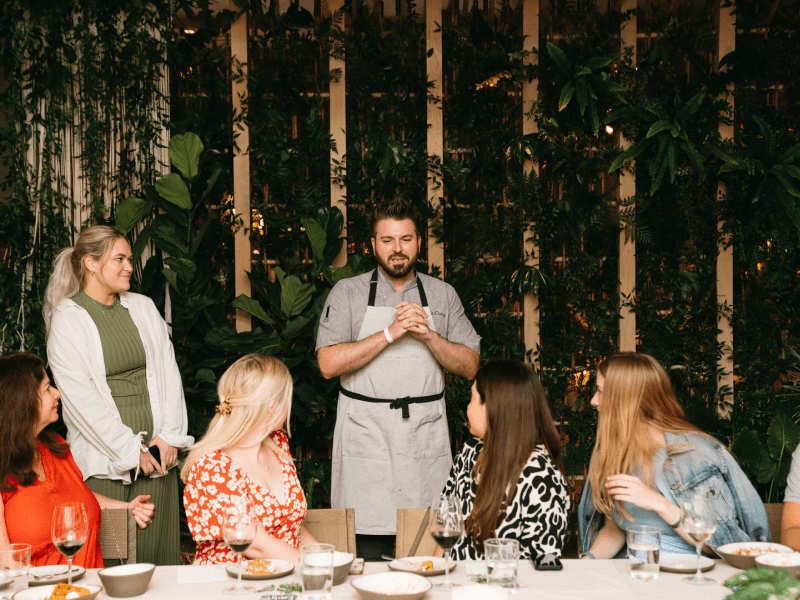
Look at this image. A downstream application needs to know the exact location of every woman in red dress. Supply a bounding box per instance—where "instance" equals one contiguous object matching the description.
[0,352,155,566]
[182,354,318,564]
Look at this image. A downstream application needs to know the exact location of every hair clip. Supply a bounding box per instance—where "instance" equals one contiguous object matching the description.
[216,400,232,417]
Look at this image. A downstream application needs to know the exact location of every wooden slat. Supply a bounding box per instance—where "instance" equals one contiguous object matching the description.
[717,4,735,417]
[330,0,347,267]
[426,0,444,277]
[522,0,540,365]
[231,12,252,332]
[303,508,357,555]
[618,0,637,353]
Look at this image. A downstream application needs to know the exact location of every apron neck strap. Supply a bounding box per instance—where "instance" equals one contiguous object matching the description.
[368,268,429,307]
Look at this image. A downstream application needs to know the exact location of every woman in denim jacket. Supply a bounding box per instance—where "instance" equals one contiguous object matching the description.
[578,353,768,559]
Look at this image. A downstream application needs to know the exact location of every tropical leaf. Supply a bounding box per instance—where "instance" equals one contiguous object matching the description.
[169,132,204,181]
[155,173,191,210]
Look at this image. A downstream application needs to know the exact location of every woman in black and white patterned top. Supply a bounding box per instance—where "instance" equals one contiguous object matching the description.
[441,360,570,560]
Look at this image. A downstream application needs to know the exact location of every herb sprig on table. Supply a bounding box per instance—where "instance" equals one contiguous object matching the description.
[725,568,800,600]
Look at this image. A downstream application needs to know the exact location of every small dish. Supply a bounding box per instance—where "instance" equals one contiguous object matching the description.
[98,563,156,598]
[225,559,294,580]
[351,572,432,600]
[755,552,800,578]
[0,575,12,589]
[14,583,101,600]
[388,556,456,577]
[716,542,794,570]
[659,554,715,573]
[28,566,86,586]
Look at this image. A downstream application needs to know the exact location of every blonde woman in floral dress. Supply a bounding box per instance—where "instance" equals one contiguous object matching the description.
[181,354,317,564]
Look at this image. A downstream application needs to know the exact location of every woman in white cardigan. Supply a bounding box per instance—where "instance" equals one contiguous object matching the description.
[44,225,193,565]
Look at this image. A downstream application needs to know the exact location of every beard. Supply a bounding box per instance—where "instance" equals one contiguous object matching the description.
[377,250,417,279]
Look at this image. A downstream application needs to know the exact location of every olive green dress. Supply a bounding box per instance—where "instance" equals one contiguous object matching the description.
[73,291,181,565]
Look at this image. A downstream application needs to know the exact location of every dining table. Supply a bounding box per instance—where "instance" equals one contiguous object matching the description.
[56,558,746,600]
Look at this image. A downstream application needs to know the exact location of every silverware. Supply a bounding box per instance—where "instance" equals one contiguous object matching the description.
[30,568,80,580]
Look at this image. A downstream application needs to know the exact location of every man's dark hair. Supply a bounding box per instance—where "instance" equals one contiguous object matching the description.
[370,199,423,239]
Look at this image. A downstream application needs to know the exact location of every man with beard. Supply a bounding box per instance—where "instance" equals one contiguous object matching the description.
[316,199,480,559]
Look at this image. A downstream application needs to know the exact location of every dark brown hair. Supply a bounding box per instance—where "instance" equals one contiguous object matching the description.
[0,352,68,491]
[467,360,564,550]
[369,199,423,238]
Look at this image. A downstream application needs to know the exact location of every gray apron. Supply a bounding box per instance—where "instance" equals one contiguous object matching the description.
[331,270,452,535]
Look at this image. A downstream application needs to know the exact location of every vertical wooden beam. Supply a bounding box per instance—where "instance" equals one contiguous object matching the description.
[427,0,445,278]
[330,0,347,267]
[717,4,735,417]
[618,0,637,352]
[232,12,252,332]
[522,0,540,366]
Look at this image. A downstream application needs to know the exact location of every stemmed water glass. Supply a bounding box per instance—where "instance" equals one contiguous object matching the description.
[222,496,258,595]
[51,503,88,585]
[681,488,717,585]
[430,494,463,590]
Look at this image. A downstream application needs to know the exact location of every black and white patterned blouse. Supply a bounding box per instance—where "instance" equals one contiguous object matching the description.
[441,437,570,560]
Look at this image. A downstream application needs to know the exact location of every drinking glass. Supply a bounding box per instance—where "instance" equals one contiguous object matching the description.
[484,538,519,590]
[681,489,717,585]
[300,543,334,600]
[0,544,31,600]
[222,496,257,595]
[626,525,660,581]
[51,503,88,585]
[430,494,464,590]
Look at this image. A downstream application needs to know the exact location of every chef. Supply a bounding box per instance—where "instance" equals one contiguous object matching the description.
[316,198,480,559]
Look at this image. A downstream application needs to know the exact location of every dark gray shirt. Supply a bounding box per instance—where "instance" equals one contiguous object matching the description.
[316,268,481,354]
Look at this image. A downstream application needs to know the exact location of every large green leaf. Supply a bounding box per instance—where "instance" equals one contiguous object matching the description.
[150,215,189,256]
[232,294,276,326]
[275,267,315,317]
[155,173,191,209]
[115,197,152,235]
[767,413,800,459]
[169,133,204,181]
[282,315,311,340]
[164,257,197,283]
[731,427,762,473]
[302,217,327,265]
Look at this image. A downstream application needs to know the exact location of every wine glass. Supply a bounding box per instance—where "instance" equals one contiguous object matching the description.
[430,494,463,590]
[681,488,717,585]
[222,496,257,595]
[51,503,88,585]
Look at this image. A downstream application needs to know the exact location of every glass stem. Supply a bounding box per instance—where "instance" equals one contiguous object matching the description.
[67,557,73,585]
[444,551,450,588]
[695,543,702,580]
[236,552,243,589]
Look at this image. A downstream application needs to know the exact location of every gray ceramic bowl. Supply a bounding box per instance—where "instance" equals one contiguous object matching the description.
[716,542,794,570]
[351,572,432,600]
[97,563,156,598]
[332,551,355,586]
[755,552,800,579]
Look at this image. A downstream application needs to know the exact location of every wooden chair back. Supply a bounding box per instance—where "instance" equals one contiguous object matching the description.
[395,508,437,558]
[764,502,783,544]
[99,508,137,564]
[303,508,357,555]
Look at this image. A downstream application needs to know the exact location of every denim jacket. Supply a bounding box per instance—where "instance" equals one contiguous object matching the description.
[578,431,769,556]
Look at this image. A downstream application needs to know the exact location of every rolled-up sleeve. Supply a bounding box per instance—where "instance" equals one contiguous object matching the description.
[443,286,481,354]
[315,280,356,350]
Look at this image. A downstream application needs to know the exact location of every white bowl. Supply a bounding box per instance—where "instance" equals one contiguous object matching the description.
[351,572,432,600]
[755,552,800,578]
[716,542,794,569]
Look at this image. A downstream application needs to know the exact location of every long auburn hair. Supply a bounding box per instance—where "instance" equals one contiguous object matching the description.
[0,352,68,492]
[588,352,703,519]
[181,354,294,482]
[467,360,564,550]
[43,225,126,333]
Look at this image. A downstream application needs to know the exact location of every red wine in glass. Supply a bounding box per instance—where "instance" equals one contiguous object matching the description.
[51,503,88,585]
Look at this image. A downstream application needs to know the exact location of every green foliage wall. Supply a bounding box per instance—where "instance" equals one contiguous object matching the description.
[3,0,800,508]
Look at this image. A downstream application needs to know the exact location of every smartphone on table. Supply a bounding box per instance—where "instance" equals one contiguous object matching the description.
[533,553,563,571]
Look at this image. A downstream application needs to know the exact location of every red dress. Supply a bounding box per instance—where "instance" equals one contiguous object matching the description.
[184,430,307,565]
[2,439,104,567]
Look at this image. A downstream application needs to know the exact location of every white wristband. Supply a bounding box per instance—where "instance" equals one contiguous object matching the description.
[384,327,394,344]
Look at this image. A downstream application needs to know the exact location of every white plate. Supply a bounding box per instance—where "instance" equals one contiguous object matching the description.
[28,566,86,586]
[226,559,294,580]
[14,583,101,600]
[388,556,456,577]
[659,554,715,573]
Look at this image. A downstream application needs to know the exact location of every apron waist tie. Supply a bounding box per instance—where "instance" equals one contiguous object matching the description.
[338,386,444,419]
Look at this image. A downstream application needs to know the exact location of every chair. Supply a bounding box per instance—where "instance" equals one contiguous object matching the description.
[765,502,783,544]
[303,508,357,555]
[98,508,137,564]
[395,508,437,558]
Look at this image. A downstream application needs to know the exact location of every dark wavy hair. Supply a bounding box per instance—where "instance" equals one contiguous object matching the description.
[466,360,564,551]
[369,198,423,238]
[0,352,67,491]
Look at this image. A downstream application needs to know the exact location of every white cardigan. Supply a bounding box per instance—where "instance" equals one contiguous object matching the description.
[47,291,194,483]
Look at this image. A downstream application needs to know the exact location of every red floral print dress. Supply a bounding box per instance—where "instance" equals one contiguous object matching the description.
[183,430,307,564]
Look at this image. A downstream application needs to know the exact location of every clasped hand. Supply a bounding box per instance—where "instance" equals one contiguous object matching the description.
[389,302,432,341]
[128,494,155,529]
[605,474,669,513]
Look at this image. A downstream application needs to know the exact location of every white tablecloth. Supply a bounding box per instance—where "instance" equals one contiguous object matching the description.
[73,559,742,600]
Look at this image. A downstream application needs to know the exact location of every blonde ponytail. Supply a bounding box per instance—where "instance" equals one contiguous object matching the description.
[43,225,126,335]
